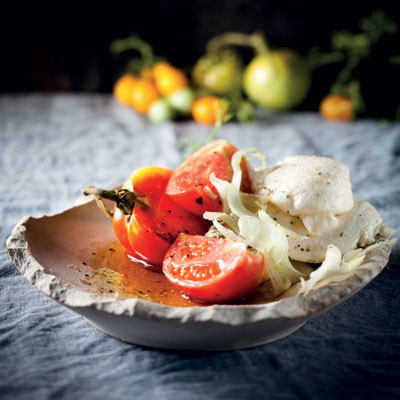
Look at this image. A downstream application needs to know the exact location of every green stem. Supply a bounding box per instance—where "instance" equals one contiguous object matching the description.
[206,31,270,55]
[110,35,156,66]
[307,51,344,71]
[335,55,360,86]
[82,186,140,215]
[389,55,400,64]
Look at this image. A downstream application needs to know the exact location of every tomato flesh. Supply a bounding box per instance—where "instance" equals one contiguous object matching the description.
[166,140,252,216]
[163,234,267,303]
[113,167,209,268]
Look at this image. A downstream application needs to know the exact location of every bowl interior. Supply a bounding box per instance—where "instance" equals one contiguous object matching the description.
[25,200,115,290]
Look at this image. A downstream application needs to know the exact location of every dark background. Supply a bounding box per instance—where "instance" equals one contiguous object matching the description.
[2,0,400,116]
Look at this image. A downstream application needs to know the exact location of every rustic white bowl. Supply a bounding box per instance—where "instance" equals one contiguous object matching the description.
[6,198,393,351]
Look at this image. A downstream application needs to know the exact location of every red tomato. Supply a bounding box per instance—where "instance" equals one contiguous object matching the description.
[166,140,252,216]
[163,234,267,303]
[113,206,137,256]
[86,167,209,268]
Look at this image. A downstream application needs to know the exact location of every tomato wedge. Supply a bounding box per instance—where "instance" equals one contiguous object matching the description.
[163,234,267,303]
[166,140,252,216]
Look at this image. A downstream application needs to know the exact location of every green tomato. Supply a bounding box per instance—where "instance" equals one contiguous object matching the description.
[148,99,175,123]
[193,51,243,96]
[168,88,195,114]
[243,50,311,111]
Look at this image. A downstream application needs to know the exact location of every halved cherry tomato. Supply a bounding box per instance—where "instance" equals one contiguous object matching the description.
[191,95,228,125]
[84,167,209,267]
[319,94,354,121]
[166,140,252,216]
[153,61,188,97]
[113,74,136,105]
[163,234,267,303]
[130,79,160,114]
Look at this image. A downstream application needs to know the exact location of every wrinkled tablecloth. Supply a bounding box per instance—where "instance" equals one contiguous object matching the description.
[1,94,399,400]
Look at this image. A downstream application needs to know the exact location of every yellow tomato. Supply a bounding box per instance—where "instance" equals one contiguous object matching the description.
[139,67,154,82]
[192,52,243,96]
[130,79,160,114]
[113,74,136,105]
[243,50,311,111]
[153,62,188,96]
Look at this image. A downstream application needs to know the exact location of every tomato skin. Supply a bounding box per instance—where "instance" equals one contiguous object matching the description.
[113,74,136,105]
[163,234,267,303]
[320,94,354,121]
[139,66,154,82]
[193,52,243,96]
[130,79,160,114]
[113,207,136,254]
[191,95,227,125]
[114,167,209,267]
[153,62,188,97]
[168,88,195,115]
[112,181,143,260]
[243,50,311,111]
[166,140,252,216]
[148,99,175,123]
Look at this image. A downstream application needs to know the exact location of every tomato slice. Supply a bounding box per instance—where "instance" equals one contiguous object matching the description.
[166,140,252,216]
[162,234,267,303]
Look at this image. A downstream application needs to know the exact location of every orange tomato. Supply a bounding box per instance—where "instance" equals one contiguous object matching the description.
[153,61,188,96]
[130,79,160,114]
[113,74,136,105]
[320,94,354,121]
[191,96,227,125]
[139,67,154,82]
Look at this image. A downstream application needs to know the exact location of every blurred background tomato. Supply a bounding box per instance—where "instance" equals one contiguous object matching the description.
[1,0,400,117]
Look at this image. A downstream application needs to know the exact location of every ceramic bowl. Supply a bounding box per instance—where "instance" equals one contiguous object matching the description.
[6,197,393,351]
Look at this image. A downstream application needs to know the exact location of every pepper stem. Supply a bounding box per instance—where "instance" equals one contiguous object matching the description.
[206,31,270,56]
[82,186,139,216]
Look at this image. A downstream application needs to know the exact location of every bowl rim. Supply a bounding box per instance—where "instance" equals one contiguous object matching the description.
[6,201,394,327]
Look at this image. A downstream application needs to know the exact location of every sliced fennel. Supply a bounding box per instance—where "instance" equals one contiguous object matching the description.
[204,148,305,296]
[203,147,395,298]
[281,239,395,298]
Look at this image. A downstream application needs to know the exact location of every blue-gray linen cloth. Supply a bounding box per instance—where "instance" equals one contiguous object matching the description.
[1,94,399,399]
